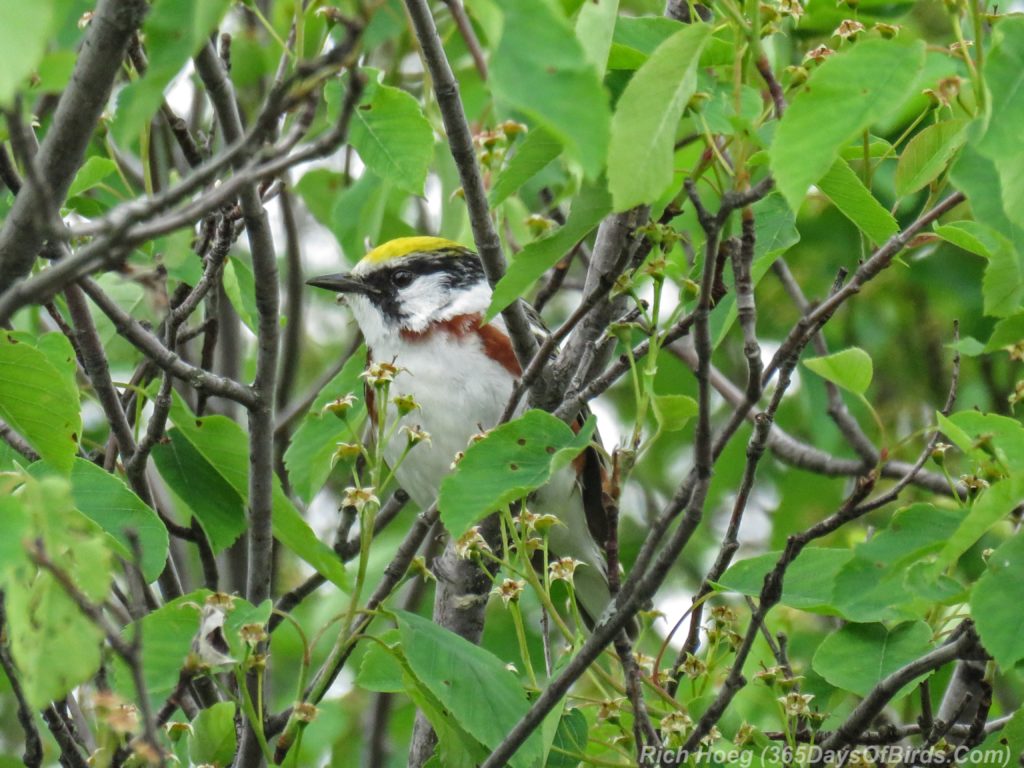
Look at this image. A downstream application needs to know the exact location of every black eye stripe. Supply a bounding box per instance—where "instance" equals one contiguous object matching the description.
[361,249,485,321]
[364,252,482,290]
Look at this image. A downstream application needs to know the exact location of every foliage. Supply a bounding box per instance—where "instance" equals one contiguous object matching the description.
[0,1,1022,767]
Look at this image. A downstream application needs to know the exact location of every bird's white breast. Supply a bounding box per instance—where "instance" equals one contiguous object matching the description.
[374,327,517,511]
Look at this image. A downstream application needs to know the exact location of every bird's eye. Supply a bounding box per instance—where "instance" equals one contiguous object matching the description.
[391,269,414,288]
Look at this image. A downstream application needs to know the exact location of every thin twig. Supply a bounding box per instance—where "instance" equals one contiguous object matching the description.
[772,258,877,464]
[79,277,257,407]
[821,623,981,753]
[0,419,39,461]
[272,503,439,759]
[0,595,44,768]
[441,0,488,79]
[29,540,164,760]
[762,192,966,388]
[402,0,538,368]
[269,489,410,632]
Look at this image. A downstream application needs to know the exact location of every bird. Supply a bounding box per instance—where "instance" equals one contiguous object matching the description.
[308,236,618,631]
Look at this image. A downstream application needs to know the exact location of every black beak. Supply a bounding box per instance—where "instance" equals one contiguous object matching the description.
[306,273,378,297]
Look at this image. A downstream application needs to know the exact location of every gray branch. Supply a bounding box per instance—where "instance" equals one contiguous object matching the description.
[0,0,148,286]
[402,0,538,368]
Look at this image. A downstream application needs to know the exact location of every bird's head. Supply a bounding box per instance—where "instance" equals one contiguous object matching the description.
[308,236,489,345]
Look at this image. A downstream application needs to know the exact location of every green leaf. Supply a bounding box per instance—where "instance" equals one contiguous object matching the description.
[984,313,1024,353]
[222,256,259,333]
[397,611,543,768]
[933,220,994,258]
[6,573,104,709]
[3,476,112,708]
[607,23,712,211]
[852,503,963,567]
[114,590,209,702]
[190,702,238,767]
[770,39,925,211]
[717,547,852,615]
[970,704,1024,765]
[574,0,619,75]
[803,347,873,396]
[489,128,562,208]
[817,157,898,244]
[152,429,247,551]
[0,0,54,106]
[283,348,368,503]
[812,621,933,698]
[491,0,610,178]
[980,231,1024,318]
[932,218,1024,317]
[68,459,169,583]
[949,143,1024,251]
[0,494,29,573]
[295,168,348,229]
[112,0,233,146]
[350,76,434,195]
[831,503,963,622]
[894,119,969,197]
[152,229,202,287]
[222,598,272,661]
[970,532,1024,670]
[356,629,405,693]
[487,180,612,320]
[547,708,588,768]
[67,156,119,198]
[944,410,1024,471]
[933,474,1024,573]
[974,17,1024,232]
[164,394,348,588]
[34,50,77,94]
[438,410,596,536]
[0,332,81,473]
[330,172,391,261]
[611,15,678,52]
[652,394,698,432]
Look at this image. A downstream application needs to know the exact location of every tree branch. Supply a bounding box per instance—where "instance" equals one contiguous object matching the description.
[0,0,149,287]
[78,277,257,408]
[820,622,982,754]
[402,0,538,368]
[0,595,44,768]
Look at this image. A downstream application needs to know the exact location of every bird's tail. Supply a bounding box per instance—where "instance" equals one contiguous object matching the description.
[542,483,638,639]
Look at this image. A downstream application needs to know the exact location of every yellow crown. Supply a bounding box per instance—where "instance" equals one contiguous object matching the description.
[360,236,467,266]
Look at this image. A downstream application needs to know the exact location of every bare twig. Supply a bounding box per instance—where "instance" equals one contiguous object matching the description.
[402,0,538,368]
[272,502,440,760]
[762,192,966,388]
[821,623,982,753]
[42,706,90,768]
[64,284,139,466]
[0,0,148,287]
[772,258,877,464]
[0,595,44,768]
[276,185,304,412]
[0,419,39,461]
[680,472,878,753]
[78,277,257,408]
[441,0,488,80]
[269,489,410,632]
[675,213,768,674]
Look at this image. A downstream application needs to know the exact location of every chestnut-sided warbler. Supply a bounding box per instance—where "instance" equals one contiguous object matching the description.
[309,236,616,628]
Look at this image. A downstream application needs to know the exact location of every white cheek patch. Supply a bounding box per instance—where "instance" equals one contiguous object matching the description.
[398,277,492,332]
[397,274,452,332]
[444,281,491,318]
